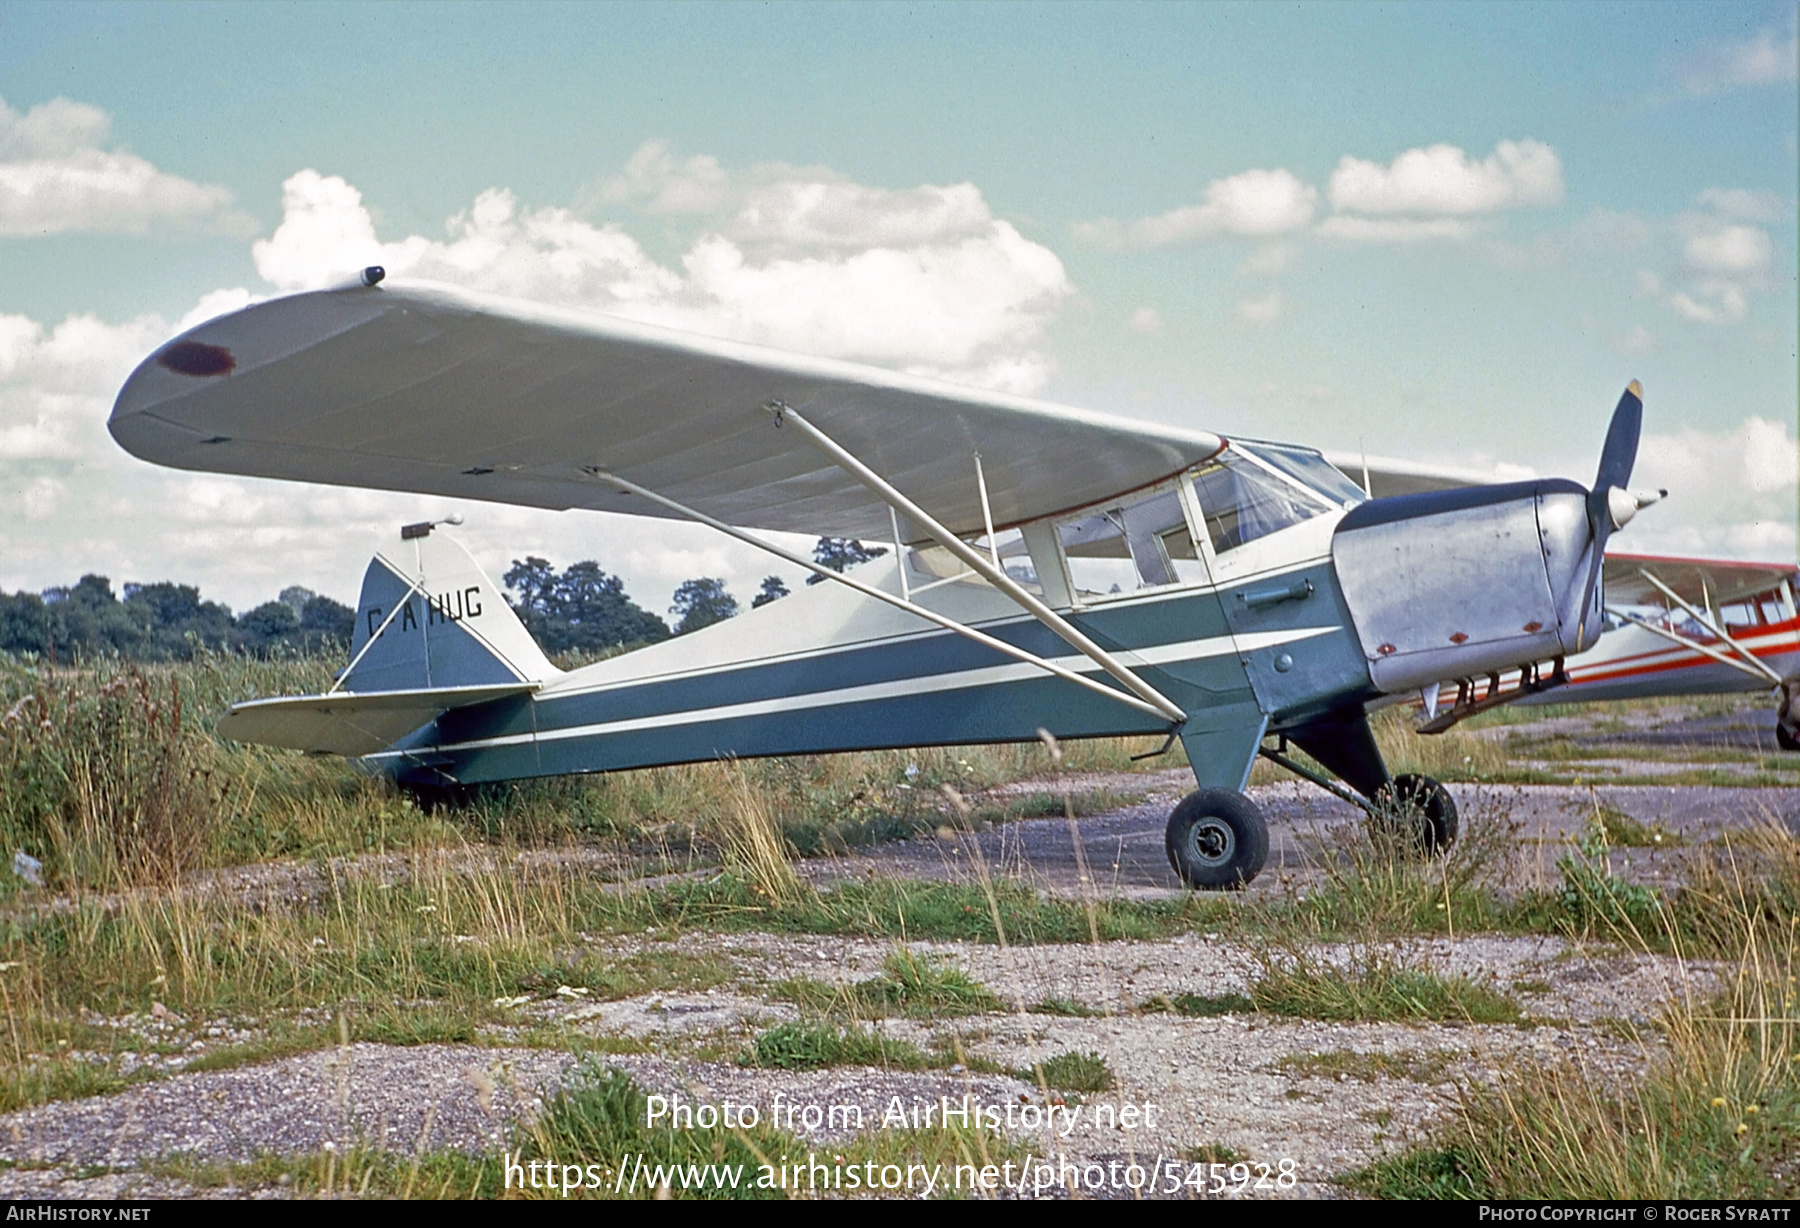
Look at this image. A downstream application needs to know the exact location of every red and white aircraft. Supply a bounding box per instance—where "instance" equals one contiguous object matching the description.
[1400,548,1799,748]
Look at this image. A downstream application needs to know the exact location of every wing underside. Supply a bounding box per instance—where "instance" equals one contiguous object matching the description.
[110,280,1225,542]
[1604,552,1798,608]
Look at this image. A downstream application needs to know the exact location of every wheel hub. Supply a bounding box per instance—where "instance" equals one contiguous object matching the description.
[1190,818,1236,867]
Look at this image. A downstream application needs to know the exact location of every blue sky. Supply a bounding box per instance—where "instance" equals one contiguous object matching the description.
[1,2,1794,611]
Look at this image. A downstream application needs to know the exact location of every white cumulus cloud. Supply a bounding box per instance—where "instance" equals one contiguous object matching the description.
[0,96,250,237]
[1328,139,1564,216]
[1075,168,1318,248]
[1683,224,1773,278]
[596,141,997,258]
[0,309,168,460]
[1677,25,1799,96]
[1694,187,1786,224]
[1129,307,1163,334]
[3,152,1079,606]
[1434,416,1796,562]
[1642,192,1783,326]
[253,157,1070,394]
[1630,416,1799,559]
[1314,216,1476,243]
[1613,324,1658,357]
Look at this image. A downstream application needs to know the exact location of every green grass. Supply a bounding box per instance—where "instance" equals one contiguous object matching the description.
[772,949,1005,1019]
[1180,1142,1247,1164]
[740,1021,930,1070]
[1150,992,1256,1017]
[0,861,1205,1112]
[1247,954,1523,1024]
[1028,996,1104,1018]
[1016,1050,1114,1093]
[0,650,1178,901]
[1149,958,1520,1025]
[630,874,1223,943]
[1348,1146,1485,1199]
[1351,824,1800,1200]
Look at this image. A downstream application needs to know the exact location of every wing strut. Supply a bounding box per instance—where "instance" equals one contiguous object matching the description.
[582,469,1179,725]
[1605,607,1780,684]
[1635,568,1784,684]
[767,403,1188,725]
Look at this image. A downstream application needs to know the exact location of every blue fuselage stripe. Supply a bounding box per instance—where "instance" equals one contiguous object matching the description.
[375,569,1371,785]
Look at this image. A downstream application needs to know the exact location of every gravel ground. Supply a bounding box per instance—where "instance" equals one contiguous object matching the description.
[0,924,1709,1200]
[804,776,1799,902]
[0,703,1779,1200]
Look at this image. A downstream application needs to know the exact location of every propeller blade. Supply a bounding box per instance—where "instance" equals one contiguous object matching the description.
[1575,381,1645,650]
[1594,380,1643,492]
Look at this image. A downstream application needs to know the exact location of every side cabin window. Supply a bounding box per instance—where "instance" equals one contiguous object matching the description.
[1188,447,1334,556]
[1057,486,1206,603]
[909,527,1043,596]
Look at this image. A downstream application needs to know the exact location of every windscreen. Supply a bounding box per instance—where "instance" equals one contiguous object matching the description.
[1188,448,1333,554]
[1239,442,1370,508]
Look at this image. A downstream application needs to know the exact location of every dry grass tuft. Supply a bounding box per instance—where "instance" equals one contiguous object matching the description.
[1361,817,1800,1200]
[714,762,802,905]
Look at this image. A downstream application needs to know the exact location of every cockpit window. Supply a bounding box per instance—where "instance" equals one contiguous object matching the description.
[1238,442,1369,508]
[1057,486,1206,601]
[1189,448,1333,555]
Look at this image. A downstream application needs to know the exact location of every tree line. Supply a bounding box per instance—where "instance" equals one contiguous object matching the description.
[0,537,889,662]
[0,577,357,662]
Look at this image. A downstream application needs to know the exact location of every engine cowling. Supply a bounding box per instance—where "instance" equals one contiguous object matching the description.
[1331,478,1599,695]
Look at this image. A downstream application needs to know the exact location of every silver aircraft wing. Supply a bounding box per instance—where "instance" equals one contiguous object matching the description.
[110,277,1224,542]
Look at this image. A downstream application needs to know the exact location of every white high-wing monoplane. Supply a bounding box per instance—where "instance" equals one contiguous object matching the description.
[110,271,1695,888]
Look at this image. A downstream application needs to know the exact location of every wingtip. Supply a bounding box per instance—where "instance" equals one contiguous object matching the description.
[1626,379,1643,399]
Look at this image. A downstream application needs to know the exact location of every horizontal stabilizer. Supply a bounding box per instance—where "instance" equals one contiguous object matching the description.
[217,683,538,757]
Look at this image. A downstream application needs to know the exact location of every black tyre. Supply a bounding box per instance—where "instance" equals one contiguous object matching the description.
[1777,721,1799,753]
[1165,789,1269,891]
[1378,774,1458,857]
[400,780,477,813]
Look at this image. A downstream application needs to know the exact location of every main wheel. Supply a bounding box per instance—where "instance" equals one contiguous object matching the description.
[1377,774,1458,857]
[1165,789,1269,891]
[1776,722,1799,753]
[400,779,477,812]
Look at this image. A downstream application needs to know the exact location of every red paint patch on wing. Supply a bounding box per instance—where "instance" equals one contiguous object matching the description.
[157,341,236,377]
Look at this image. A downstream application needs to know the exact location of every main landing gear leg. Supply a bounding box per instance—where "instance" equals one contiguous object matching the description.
[1277,708,1459,858]
[1165,717,1271,891]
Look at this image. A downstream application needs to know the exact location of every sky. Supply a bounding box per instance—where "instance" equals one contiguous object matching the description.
[1,1,1795,614]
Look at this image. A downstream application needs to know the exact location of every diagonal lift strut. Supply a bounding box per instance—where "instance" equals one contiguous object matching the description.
[581,468,1178,724]
[767,402,1188,725]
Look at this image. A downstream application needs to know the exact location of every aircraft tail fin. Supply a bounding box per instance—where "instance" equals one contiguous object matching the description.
[341,524,558,693]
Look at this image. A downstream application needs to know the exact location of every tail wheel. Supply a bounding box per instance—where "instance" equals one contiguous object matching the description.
[1377,774,1458,857]
[1165,789,1269,891]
